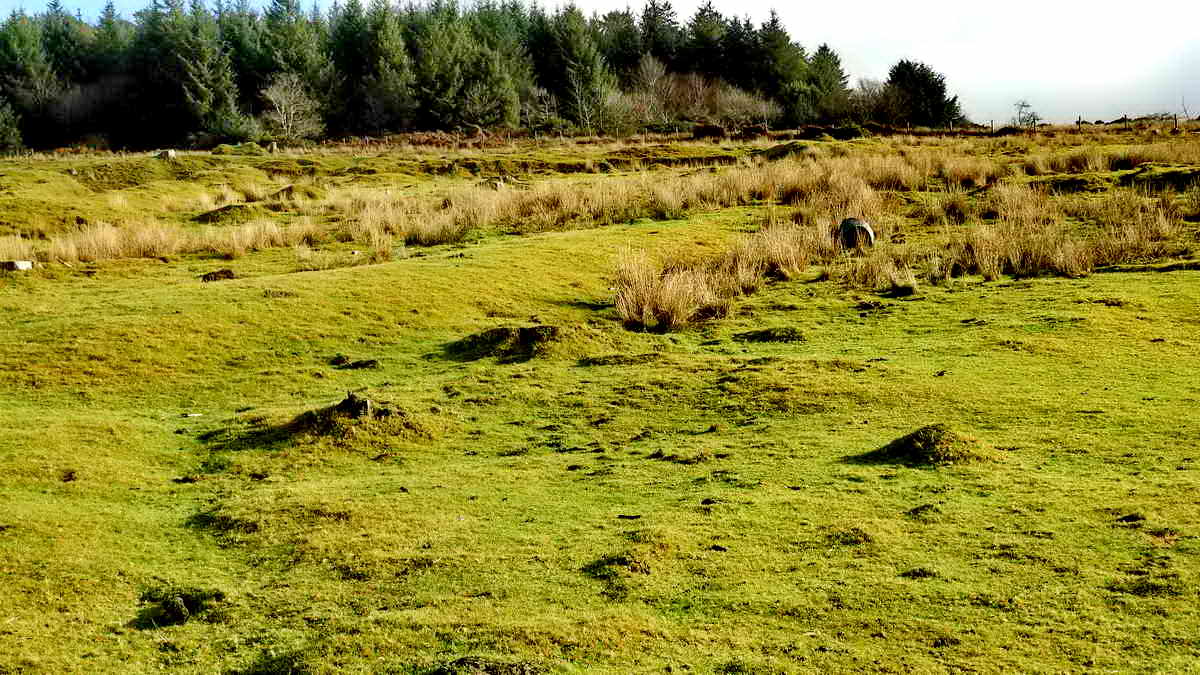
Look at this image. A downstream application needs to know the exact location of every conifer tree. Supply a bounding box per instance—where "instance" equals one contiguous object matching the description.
[182,0,254,140]
[682,1,724,79]
[555,6,615,130]
[91,1,132,75]
[718,16,756,92]
[0,11,62,145]
[42,0,91,84]
[0,96,22,151]
[411,13,517,130]
[886,59,962,128]
[592,9,640,83]
[755,11,811,125]
[808,43,849,123]
[327,0,369,132]
[0,12,61,111]
[215,0,270,114]
[469,0,535,112]
[127,0,202,143]
[639,0,680,69]
[360,0,415,132]
[263,0,330,89]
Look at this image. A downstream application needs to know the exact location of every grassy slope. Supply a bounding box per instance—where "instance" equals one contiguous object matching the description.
[2,141,1199,673]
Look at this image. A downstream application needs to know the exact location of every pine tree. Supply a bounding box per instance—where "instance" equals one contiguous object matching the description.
[127,0,202,143]
[91,1,132,76]
[0,95,21,151]
[264,0,330,89]
[182,0,254,140]
[216,0,270,115]
[640,0,681,68]
[592,9,640,83]
[469,0,535,111]
[327,0,370,132]
[554,6,614,130]
[886,59,962,128]
[682,1,724,79]
[718,16,756,92]
[0,12,61,111]
[755,11,811,125]
[808,44,849,123]
[42,0,92,84]
[411,13,517,130]
[360,0,415,132]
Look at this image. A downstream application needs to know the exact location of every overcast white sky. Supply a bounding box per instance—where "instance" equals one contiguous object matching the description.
[52,0,1200,123]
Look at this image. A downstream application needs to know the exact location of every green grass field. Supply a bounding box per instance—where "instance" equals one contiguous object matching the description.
[2,129,1199,673]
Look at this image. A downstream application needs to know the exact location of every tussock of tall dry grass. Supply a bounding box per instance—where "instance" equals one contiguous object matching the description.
[308,146,1003,247]
[935,155,1004,188]
[916,188,973,226]
[1059,188,1182,265]
[921,184,1180,281]
[323,187,479,245]
[48,223,184,262]
[828,250,920,295]
[42,219,330,263]
[615,217,853,330]
[0,235,36,261]
[1022,142,1200,176]
[613,249,736,331]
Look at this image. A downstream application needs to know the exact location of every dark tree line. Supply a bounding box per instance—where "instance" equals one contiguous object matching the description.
[0,0,965,150]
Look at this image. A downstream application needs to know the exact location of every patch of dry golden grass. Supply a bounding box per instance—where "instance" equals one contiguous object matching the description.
[936,155,1004,188]
[0,235,36,261]
[49,222,183,263]
[613,248,739,331]
[1022,142,1200,176]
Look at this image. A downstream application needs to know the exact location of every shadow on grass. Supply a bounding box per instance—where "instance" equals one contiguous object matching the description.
[197,416,311,453]
[550,298,614,312]
[198,394,375,453]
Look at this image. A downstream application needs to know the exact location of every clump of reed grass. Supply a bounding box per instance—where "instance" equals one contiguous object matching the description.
[48,222,184,263]
[936,155,1003,188]
[613,249,736,331]
[0,235,36,261]
[918,189,973,226]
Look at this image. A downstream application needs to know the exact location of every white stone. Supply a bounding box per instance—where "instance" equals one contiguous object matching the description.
[1,260,33,271]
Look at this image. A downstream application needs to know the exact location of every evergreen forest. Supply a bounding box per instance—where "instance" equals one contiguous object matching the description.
[0,0,965,149]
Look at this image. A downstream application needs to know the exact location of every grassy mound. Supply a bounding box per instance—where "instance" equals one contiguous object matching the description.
[446,325,563,362]
[857,423,993,466]
[193,203,271,224]
[135,585,226,627]
[212,142,267,156]
[733,326,806,343]
[269,183,327,202]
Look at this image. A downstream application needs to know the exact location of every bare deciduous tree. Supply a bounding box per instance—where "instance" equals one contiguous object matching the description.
[261,73,324,142]
[1013,99,1040,128]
